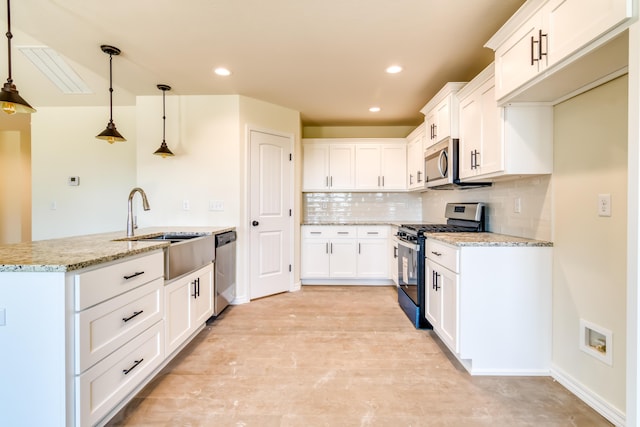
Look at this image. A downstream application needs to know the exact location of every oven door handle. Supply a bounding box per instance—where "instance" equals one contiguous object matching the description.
[397,239,419,251]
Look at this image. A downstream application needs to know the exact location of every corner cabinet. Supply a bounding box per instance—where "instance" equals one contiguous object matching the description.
[458,63,553,182]
[303,139,406,192]
[301,225,392,283]
[487,0,633,103]
[425,239,552,375]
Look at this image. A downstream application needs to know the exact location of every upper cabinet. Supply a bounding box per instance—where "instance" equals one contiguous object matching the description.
[458,63,553,181]
[420,83,466,148]
[303,139,406,192]
[487,0,633,104]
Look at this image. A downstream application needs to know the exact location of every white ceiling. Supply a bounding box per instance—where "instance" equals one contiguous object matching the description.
[1,0,525,126]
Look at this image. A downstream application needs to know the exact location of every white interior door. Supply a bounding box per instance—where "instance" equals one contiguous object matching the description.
[249,129,292,299]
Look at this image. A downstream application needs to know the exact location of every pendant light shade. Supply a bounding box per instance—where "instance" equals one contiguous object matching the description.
[153,84,174,158]
[96,45,125,143]
[2,0,35,115]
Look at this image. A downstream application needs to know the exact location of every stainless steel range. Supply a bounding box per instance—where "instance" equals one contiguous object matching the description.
[396,202,485,328]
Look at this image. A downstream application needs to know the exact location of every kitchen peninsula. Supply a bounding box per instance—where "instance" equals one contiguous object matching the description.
[0,227,233,427]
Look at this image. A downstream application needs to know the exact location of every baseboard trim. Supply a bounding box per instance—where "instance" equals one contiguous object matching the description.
[290,280,302,292]
[550,364,626,426]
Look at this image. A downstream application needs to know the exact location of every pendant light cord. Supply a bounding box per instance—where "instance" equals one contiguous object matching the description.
[162,88,166,142]
[108,52,114,123]
[5,0,13,84]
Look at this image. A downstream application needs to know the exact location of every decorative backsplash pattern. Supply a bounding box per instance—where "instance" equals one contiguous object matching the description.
[303,192,423,223]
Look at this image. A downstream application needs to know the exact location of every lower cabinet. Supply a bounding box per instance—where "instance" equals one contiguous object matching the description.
[425,239,552,375]
[165,263,214,356]
[301,225,390,282]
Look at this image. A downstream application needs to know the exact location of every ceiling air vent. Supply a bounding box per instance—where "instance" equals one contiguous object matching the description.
[18,46,92,94]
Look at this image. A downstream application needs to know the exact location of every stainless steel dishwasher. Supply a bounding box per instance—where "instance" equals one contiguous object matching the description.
[213,231,236,316]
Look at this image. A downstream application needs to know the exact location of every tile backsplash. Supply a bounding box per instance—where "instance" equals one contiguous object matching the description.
[421,175,552,241]
[303,192,423,223]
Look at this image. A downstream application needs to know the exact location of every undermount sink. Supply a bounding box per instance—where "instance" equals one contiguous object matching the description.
[125,233,215,280]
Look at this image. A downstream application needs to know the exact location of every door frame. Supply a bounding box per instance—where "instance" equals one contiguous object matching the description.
[244,125,295,301]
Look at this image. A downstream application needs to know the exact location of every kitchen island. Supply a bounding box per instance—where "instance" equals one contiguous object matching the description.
[0,226,233,427]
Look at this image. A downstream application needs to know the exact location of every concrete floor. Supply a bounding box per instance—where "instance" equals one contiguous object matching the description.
[107,286,612,426]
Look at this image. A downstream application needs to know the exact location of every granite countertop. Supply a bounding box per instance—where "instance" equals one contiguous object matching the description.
[425,232,553,247]
[302,222,403,226]
[0,226,234,273]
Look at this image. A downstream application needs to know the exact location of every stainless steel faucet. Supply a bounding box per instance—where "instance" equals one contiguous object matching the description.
[127,187,151,237]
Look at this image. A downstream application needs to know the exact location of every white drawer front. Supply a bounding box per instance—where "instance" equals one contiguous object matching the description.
[302,226,329,238]
[76,321,164,427]
[329,226,357,238]
[75,278,164,374]
[357,226,389,238]
[426,239,459,273]
[75,251,164,311]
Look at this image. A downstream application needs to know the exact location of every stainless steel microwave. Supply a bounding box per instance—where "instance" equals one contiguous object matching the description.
[424,139,451,188]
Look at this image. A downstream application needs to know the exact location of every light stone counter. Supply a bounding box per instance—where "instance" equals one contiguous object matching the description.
[0,226,234,273]
[425,232,552,247]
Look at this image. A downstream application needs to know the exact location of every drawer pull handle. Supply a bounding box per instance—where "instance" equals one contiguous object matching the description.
[310,232,322,235]
[122,358,144,375]
[337,232,349,235]
[431,251,442,257]
[123,271,144,280]
[367,232,379,235]
[122,310,144,323]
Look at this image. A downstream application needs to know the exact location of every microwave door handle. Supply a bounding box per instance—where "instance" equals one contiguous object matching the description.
[438,150,448,177]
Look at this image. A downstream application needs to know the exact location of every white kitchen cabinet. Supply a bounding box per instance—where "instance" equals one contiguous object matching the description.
[421,83,466,148]
[458,63,553,181]
[406,124,425,190]
[356,226,389,279]
[301,226,357,279]
[301,225,392,283]
[302,142,355,191]
[355,142,406,190]
[164,263,214,356]
[489,0,632,102]
[424,238,552,375]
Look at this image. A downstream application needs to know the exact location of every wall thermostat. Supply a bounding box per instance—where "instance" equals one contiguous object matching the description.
[68,176,80,186]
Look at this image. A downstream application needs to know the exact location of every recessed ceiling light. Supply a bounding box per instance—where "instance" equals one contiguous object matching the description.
[386,65,403,74]
[369,107,381,113]
[214,67,231,76]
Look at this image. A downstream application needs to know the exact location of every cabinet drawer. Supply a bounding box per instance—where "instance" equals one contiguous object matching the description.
[357,226,389,238]
[75,278,164,374]
[330,226,357,238]
[425,239,459,273]
[75,251,164,311]
[76,321,164,427]
[302,226,329,238]
[302,226,357,238]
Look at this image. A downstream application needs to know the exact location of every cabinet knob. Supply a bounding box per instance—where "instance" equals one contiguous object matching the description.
[252,220,259,226]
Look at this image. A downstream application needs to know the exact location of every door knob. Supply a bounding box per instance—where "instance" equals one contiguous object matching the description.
[252,220,259,226]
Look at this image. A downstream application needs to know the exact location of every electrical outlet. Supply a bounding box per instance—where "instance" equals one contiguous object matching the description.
[513,197,521,213]
[598,194,611,217]
[182,200,190,211]
[208,200,224,211]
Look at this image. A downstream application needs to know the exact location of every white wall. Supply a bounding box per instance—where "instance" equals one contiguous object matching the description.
[552,75,628,416]
[422,175,552,241]
[31,106,137,240]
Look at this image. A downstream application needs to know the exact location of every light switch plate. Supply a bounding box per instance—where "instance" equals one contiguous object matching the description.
[209,200,224,211]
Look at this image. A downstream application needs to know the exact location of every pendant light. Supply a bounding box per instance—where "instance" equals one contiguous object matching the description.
[96,45,125,143]
[153,84,174,158]
[1,0,35,114]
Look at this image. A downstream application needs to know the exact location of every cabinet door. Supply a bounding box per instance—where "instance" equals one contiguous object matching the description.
[425,261,440,327]
[424,110,437,147]
[357,239,389,279]
[302,144,330,191]
[380,144,407,190]
[439,267,459,353]
[545,0,632,66]
[355,145,381,190]
[192,265,213,326]
[301,239,330,278]
[458,93,481,180]
[329,240,357,278]
[390,235,399,285]
[407,137,422,189]
[435,99,451,142]
[329,145,355,190]
[165,278,192,355]
[477,80,503,176]
[494,10,544,100]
